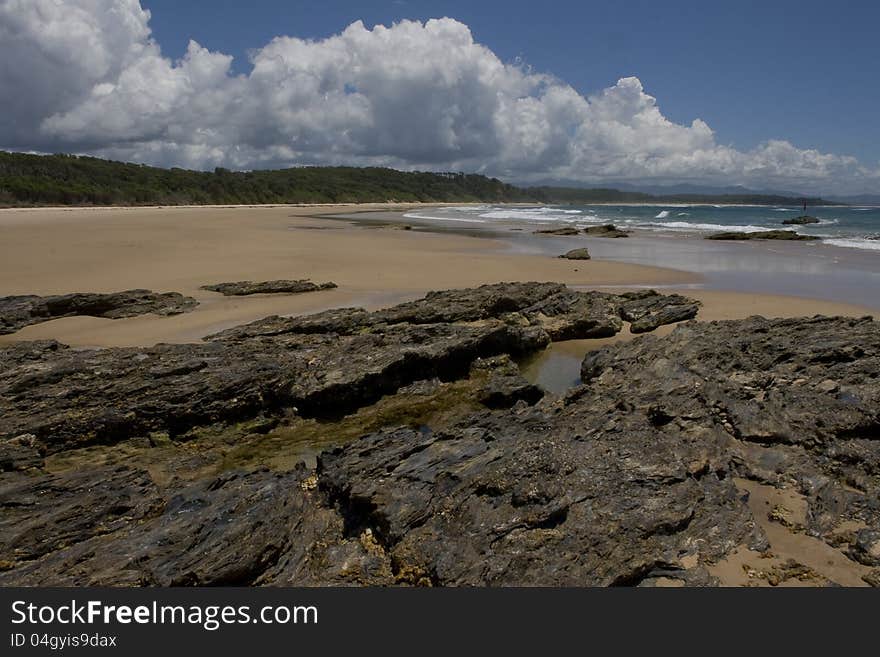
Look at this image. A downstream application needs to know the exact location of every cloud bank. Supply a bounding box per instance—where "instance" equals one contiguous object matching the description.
[1,0,877,193]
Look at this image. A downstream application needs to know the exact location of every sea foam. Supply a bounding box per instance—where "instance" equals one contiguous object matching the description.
[823,238,880,251]
[403,211,486,223]
[639,221,774,233]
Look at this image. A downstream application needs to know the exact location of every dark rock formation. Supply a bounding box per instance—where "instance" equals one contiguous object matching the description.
[471,355,544,409]
[209,283,694,344]
[201,280,337,296]
[852,529,880,567]
[0,284,697,454]
[0,304,880,586]
[582,315,880,571]
[5,286,874,586]
[705,230,820,241]
[782,215,820,225]
[617,290,701,333]
[533,226,580,236]
[559,248,591,260]
[0,465,161,568]
[583,224,630,238]
[0,465,316,586]
[0,325,546,454]
[0,434,42,472]
[0,290,197,335]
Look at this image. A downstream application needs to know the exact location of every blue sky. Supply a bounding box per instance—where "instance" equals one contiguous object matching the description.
[141,0,880,165]
[3,0,878,193]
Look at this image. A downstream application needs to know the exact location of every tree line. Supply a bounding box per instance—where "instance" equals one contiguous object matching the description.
[0,151,834,207]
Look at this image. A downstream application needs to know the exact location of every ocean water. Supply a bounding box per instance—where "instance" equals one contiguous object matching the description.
[403,204,880,252]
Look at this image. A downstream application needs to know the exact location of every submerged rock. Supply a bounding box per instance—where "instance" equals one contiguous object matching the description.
[0,290,197,335]
[583,224,630,238]
[533,226,580,236]
[559,248,591,260]
[201,280,337,296]
[705,230,819,241]
[782,215,820,225]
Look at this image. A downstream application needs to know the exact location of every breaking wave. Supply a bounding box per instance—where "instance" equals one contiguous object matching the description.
[823,237,880,251]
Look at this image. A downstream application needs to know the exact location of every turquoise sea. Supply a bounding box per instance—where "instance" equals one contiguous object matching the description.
[404,204,880,252]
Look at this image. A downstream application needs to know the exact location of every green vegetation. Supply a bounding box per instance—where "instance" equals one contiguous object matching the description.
[0,151,535,206]
[0,151,837,207]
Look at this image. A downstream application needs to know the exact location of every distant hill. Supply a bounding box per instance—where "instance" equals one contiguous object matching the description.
[599,181,807,198]
[519,178,812,198]
[826,194,880,205]
[0,151,841,208]
[527,185,836,207]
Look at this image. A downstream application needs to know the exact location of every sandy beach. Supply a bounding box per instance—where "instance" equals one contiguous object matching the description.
[2,203,878,589]
[0,204,874,348]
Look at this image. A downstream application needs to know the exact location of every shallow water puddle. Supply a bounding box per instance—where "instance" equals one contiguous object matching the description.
[520,343,584,394]
[520,333,642,394]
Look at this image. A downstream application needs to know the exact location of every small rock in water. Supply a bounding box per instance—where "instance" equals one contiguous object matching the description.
[534,226,580,236]
[706,230,819,241]
[782,215,820,225]
[583,224,630,238]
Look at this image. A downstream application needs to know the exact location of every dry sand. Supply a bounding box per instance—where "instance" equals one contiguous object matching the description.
[2,204,874,348]
[0,204,697,347]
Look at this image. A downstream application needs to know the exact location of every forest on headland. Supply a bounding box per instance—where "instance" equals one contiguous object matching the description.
[0,151,836,207]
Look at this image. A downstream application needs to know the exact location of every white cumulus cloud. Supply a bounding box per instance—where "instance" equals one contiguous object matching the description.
[0,0,876,193]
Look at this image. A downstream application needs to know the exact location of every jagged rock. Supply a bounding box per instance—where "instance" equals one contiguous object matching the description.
[0,466,340,586]
[618,290,701,333]
[201,280,337,296]
[0,310,877,586]
[705,230,819,241]
[210,307,374,339]
[533,226,580,236]
[582,315,880,561]
[210,283,695,344]
[0,324,548,454]
[0,465,161,567]
[517,286,624,341]
[782,215,820,225]
[852,529,880,566]
[0,290,197,335]
[471,355,544,409]
[559,248,591,260]
[316,412,756,585]
[0,435,43,472]
[583,224,630,238]
[0,284,700,455]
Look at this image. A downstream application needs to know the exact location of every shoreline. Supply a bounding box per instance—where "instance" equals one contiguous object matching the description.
[1,204,878,588]
[0,203,876,348]
[0,201,865,213]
